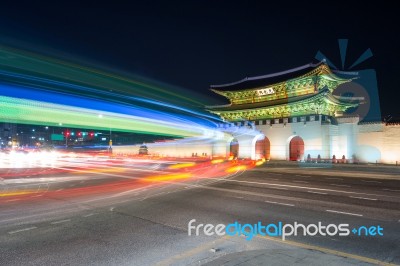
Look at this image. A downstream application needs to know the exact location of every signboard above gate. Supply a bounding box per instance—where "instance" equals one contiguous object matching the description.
[256,87,275,96]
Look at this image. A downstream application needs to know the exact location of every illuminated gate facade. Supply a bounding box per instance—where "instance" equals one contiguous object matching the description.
[208,62,361,161]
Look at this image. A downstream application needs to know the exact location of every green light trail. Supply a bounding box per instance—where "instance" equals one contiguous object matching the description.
[0,96,201,138]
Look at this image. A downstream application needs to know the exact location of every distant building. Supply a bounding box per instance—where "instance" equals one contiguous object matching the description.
[139,143,148,155]
[0,123,17,148]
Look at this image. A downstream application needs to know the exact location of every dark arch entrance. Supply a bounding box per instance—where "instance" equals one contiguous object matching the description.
[255,137,271,160]
[289,136,304,161]
[230,139,239,158]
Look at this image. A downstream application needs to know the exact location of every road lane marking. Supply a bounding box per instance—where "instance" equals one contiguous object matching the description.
[274,187,288,190]
[204,177,393,198]
[83,213,97,217]
[330,184,351,187]
[56,189,64,192]
[8,226,37,234]
[349,196,377,201]
[325,177,343,180]
[326,210,363,216]
[293,180,309,183]
[139,191,165,201]
[5,198,21,202]
[78,185,154,204]
[51,219,71,224]
[362,180,382,184]
[382,188,400,192]
[296,175,311,178]
[265,200,294,207]
[307,191,327,195]
[31,194,42,197]
[113,187,150,197]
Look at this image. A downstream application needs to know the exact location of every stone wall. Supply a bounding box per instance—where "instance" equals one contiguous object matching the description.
[258,119,325,160]
[112,139,213,158]
[256,117,400,164]
[111,121,400,164]
[356,123,400,164]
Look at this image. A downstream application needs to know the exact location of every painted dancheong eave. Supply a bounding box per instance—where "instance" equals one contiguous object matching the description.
[207,63,358,122]
[209,62,351,107]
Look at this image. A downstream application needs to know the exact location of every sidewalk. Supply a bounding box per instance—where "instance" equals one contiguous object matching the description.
[202,248,377,266]
[265,160,400,170]
[255,160,400,180]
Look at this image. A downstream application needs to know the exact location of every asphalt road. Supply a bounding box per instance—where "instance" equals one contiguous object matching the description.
[1,159,399,265]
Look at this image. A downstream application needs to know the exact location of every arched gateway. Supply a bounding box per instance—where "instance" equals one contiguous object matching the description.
[255,137,270,160]
[229,139,239,158]
[289,136,304,161]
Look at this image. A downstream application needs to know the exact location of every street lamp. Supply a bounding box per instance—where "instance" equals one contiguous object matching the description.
[109,127,112,153]
[98,114,112,153]
[65,130,70,147]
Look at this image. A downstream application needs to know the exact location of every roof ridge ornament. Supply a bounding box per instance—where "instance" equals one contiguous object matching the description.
[210,62,325,89]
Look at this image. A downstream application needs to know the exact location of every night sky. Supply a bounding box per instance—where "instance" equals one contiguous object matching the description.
[1,1,399,118]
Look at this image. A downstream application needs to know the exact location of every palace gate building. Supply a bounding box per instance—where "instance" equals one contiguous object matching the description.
[207,61,400,164]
